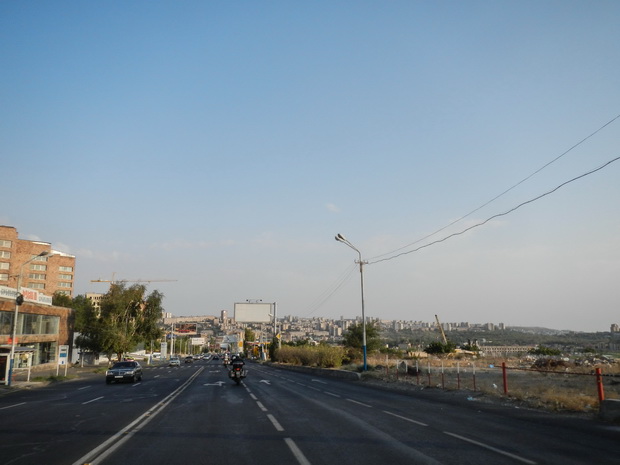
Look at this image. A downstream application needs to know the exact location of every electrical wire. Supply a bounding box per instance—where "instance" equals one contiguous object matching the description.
[369,155,620,265]
[302,263,357,317]
[369,113,620,262]
[300,116,620,315]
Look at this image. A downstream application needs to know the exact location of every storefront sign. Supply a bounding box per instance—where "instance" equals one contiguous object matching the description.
[0,286,53,306]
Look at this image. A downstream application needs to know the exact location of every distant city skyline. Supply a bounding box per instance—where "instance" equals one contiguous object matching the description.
[163,311,618,335]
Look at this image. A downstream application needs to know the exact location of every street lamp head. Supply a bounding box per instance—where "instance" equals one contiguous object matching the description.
[335,233,361,255]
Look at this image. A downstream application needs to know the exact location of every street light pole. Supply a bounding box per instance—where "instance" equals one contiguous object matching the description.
[335,234,368,371]
[6,251,50,386]
[273,301,281,350]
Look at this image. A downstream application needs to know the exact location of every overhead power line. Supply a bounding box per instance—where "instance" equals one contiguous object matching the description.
[304,115,620,315]
[302,263,357,317]
[369,155,620,265]
[369,113,620,262]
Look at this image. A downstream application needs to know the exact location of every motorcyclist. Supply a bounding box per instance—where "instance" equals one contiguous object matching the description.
[230,354,245,370]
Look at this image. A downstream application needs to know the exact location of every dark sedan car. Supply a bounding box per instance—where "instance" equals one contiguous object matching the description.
[105,361,143,384]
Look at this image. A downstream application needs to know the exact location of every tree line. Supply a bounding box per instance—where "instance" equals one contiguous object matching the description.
[53,283,164,362]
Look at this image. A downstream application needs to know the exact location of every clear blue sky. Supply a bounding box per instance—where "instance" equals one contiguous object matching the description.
[2,1,619,332]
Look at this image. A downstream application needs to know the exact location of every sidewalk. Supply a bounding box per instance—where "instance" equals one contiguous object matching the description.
[1,360,169,393]
[1,364,104,393]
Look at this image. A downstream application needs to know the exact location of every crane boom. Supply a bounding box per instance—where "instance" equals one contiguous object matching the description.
[435,314,448,345]
[91,278,177,284]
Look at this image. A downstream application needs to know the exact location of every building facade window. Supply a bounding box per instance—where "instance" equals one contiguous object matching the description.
[35,341,57,365]
[0,273,8,281]
[0,240,11,247]
[12,342,58,368]
[28,283,45,289]
[30,264,47,271]
[0,311,10,334]
[0,312,59,336]
[29,273,46,280]
[21,313,60,335]
[0,251,10,259]
[0,263,9,270]
[58,273,73,280]
[59,266,73,272]
[58,282,72,288]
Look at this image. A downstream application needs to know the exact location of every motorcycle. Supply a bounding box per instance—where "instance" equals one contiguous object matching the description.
[228,360,247,385]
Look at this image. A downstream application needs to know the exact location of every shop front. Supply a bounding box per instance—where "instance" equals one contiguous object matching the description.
[0,287,72,385]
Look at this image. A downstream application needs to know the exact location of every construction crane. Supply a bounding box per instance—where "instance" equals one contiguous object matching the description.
[91,279,177,284]
[435,314,448,345]
[91,274,177,285]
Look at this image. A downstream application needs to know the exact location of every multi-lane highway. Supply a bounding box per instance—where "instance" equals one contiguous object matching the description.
[0,357,617,464]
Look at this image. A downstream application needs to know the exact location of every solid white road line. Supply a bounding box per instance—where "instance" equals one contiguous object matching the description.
[382,410,429,427]
[346,398,372,408]
[72,367,204,465]
[443,431,537,465]
[0,402,26,410]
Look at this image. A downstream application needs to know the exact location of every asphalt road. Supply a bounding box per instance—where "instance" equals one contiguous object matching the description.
[0,358,618,465]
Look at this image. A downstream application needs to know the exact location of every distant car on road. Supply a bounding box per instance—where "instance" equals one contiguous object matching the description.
[106,361,143,384]
[169,356,181,367]
[184,356,193,364]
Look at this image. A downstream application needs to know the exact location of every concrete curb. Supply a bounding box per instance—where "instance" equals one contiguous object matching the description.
[599,399,620,423]
[265,362,362,381]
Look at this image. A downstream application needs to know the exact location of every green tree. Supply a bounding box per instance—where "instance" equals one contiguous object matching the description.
[528,345,562,356]
[343,322,381,352]
[97,283,164,361]
[52,291,73,308]
[243,328,256,356]
[424,341,456,355]
[269,337,278,361]
[72,294,105,356]
[244,328,256,342]
[72,295,96,332]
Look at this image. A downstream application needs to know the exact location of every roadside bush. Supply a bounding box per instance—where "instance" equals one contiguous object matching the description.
[274,345,344,368]
[316,345,344,368]
[529,345,562,356]
[275,346,302,365]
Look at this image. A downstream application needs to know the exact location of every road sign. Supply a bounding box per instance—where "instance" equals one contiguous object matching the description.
[58,345,69,366]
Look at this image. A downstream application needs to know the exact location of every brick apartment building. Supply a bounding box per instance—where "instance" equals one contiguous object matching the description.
[0,225,76,297]
[0,225,76,384]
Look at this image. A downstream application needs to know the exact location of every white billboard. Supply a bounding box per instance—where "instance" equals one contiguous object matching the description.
[234,302,272,323]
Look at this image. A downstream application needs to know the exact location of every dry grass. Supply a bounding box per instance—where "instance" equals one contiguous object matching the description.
[363,355,620,413]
